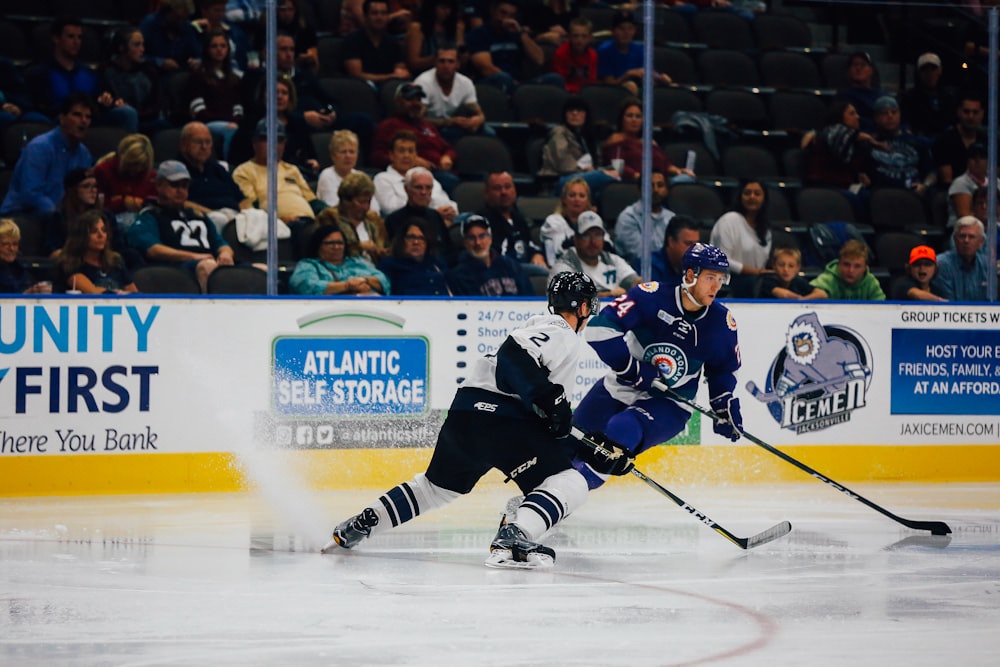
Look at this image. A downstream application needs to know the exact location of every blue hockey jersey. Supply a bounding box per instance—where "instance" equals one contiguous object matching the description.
[585,281,741,403]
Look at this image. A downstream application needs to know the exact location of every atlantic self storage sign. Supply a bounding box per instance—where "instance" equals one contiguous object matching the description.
[271,336,429,415]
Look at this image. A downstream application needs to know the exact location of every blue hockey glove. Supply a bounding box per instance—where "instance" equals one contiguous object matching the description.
[615,357,660,392]
[535,385,573,438]
[710,392,743,442]
[578,432,635,476]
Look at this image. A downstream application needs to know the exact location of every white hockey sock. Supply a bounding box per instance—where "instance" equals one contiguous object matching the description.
[513,468,589,541]
[366,473,461,537]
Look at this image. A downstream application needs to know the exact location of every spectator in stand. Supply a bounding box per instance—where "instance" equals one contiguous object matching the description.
[540,178,602,266]
[240,33,375,158]
[318,130,380,213]
[102,27,168,136]
[649,214,700,287]
[128,160,235,292]
[615,168,675,268]
[548,212,639,298]
[24,17,136,131]
[186,29,245,161]
[933,93,987,188]
[0,219,53,294]
[343,0,411,90]
[833,51,890,133]
[55,209,138,294]
[552,17,598,95]
[1,57,51,135]
[374,129,457,218]
[139,0,199,77]
[603,97,693,183]
[933,216,990,301]
[231,75,319,174]
[596,10,670,96]
[93,134,158,232]
[891,245,946,301]
[476,171,546,273]
[447,214,533,296]
[465,0,563,95]
[233,120,325,231]
[899,52,955,143]
[254,0,318,71]
[868,96,935,195]
[539,96,619,199]
[414,45,489,145]
[377,217,452,295]
[383,167,454,260]
[289,224,389,295]
[177,122,244,231]
[521,0,572,46]
[805,239,885,300]
[45,168,99,257]
[757,246,813,299]
[404,0,465,74]
[341,0,415,37]
[709,179,773,298]
[947,143,995,228]
[802,100,877,191]
[373,83,460,194]
[226,0,264,26]
[183,0,252,73]
[1,93,95,217]
[315,172,391,263]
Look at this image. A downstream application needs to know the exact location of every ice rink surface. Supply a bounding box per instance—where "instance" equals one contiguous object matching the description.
[2,481,998,667]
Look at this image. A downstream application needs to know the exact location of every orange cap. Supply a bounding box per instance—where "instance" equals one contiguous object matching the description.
[909,245,936,264]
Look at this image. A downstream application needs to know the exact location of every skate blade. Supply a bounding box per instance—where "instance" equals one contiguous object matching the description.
[319,537,340,554]
[484,549,554,569]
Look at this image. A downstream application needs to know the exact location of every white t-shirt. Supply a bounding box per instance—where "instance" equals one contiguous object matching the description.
[413,68,478,119]
[372,165,457,216]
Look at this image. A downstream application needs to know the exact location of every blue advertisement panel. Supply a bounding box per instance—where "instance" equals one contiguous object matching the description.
[891,329,1000,415]
[272,336,429,416]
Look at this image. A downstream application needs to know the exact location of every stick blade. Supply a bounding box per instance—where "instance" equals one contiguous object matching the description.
[742,520,792,549]
[906,520,952,536]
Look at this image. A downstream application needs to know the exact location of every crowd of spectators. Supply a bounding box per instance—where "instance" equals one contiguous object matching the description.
[0,0,996,300]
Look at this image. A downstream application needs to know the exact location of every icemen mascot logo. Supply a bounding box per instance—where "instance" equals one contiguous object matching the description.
[747,312,872,433]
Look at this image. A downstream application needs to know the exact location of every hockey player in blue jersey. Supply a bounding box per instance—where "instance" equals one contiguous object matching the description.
[573,243,743,488]
[321,272,635,567]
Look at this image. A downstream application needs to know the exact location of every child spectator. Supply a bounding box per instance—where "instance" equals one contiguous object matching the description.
[891,245,946,301]
[805,239,885,300]
[757,247,813,299]
[552,17,597,94]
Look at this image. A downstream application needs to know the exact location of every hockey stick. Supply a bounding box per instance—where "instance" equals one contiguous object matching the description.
[571,427,792,550]
[652,380,953,536]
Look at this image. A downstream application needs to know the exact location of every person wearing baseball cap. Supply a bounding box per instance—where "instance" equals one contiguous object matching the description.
[891,245,945,301]
[446,213,534,296]
[127,159,235,292]
[549,211,640,298]
[869,94,935,194]
[834,50,889,133]
[900,51,955,138]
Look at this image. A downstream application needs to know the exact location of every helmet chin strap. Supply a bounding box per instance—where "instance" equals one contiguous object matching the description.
[681,271,704,309]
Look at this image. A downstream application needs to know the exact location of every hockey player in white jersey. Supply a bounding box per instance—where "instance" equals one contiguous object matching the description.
[321,272,635,567]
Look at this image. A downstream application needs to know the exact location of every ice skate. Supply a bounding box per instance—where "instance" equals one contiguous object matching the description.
[484,515,555,569]
[320,508,379,553]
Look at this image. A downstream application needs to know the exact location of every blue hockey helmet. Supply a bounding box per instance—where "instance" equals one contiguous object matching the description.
[682,243,730,284]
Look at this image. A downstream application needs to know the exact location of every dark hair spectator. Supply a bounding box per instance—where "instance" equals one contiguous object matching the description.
[103,26,168,135]
[56,209,138,294]
[405,0,464,73]
[186,28,244,160]
[290,224,390,295]
[377,217,451,295]
[709,179,772,298]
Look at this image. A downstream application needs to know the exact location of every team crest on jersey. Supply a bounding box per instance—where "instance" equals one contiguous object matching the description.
[645,343,687,386]
[638,281,659,293]
[726,311,737,331]
[746,313,872,434]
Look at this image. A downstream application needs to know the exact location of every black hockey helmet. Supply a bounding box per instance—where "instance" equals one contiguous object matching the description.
[547,271,599,317]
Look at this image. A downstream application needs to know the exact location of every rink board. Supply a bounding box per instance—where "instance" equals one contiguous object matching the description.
[2,296,999,496]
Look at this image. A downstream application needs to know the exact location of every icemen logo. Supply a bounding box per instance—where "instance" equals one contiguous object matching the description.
[746,312,872,434]
[646,343,687,387]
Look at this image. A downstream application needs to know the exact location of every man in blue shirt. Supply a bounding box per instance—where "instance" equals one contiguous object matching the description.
[0,93,95,217]
[466,0,562,95]
[596,10,670,95]
[934,216,992,301]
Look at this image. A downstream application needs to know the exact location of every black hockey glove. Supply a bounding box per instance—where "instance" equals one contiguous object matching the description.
[614,357,660,392]
[578,432,635,476]
[535,385,573,438]
[710,392,743,442]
